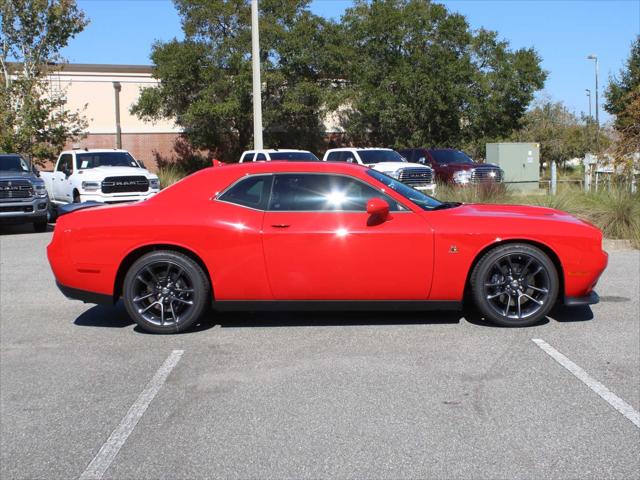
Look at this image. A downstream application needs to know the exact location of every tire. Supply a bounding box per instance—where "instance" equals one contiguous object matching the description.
[123,250,210,334]
[33,218,48,233]
[470,243,559,327]
[73,192,81,203]
[47,202,58,223]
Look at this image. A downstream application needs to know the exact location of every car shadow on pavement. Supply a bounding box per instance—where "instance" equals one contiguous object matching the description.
[0,223,54,235]
[74,302,135,329]
[210,309,463,328]
[462,304,594,328]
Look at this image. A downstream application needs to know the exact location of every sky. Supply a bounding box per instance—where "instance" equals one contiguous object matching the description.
[60,0,640,123]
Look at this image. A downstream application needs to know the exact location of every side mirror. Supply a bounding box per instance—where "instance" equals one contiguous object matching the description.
[418,157,426,164]
[346,157,355,163]
[366,197,390,221]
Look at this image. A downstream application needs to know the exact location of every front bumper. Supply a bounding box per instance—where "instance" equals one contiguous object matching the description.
[564,291,600,306]
[78,190,159,204]
[0,197,48,223]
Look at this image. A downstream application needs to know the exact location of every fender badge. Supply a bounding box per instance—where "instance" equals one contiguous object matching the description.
[449,245,458,254]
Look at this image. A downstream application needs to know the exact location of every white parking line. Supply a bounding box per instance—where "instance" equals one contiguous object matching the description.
[532,338,640,429]
[79,349,184,480]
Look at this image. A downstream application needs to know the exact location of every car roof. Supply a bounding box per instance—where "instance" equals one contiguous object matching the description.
[243,149,312,154]
[61,149,132,154]
[216,161,367,175]
[326,147,394,152]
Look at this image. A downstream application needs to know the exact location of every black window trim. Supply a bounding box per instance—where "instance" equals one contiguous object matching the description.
[214,172,411,213]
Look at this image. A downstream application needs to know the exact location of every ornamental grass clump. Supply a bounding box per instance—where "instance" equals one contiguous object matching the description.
[157,164,187,189]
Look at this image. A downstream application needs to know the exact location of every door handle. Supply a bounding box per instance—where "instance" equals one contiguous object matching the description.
[271,224,290,228]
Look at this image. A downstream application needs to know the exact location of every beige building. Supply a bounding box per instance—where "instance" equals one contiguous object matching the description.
[48,64,182,169]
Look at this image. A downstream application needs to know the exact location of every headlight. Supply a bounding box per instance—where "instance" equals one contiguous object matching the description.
[453,170,473,184]
[82,181,100,191]
[33,183,47,197]
[389,169,402,179]
[149,178,160,190]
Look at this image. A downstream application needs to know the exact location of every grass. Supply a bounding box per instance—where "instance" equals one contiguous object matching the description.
[157,164,187,189]
[435,182,640,247]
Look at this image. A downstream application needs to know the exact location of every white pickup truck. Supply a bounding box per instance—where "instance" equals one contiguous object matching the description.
[323,147,436,195]
[41,149,160,206]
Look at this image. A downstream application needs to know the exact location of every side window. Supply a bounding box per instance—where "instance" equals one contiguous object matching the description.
[344,152,357,163]
[326,151,341,161]
[401,149,414,162]
[240,152,254,163]
[269,174,402,212]
[218,175,272,210]
[255,153,267,161]
[56,154,72,173]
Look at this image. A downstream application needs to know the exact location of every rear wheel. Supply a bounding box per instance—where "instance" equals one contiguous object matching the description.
[470,243,558,327]
[123,251,210,333]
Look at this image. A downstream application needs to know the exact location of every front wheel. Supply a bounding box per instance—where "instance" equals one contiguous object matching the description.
[470,243,559,327]
[123,250,210,333]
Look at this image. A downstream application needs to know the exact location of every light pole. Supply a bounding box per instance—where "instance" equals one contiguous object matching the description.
[251,0,263,150]
[587,55,599,152]
[585,88,592,119]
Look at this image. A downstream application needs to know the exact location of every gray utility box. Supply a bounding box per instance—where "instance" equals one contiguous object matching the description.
[486,142,540,192]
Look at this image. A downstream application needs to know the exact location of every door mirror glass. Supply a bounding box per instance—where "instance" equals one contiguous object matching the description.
[366,197,390,220]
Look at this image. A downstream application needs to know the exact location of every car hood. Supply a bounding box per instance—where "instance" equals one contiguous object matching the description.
[0,170,39,181]
[77,166,156,178]
[369,162,431,172]
[441,203,587,225]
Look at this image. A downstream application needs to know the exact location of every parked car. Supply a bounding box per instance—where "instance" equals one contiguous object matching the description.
[239,149,319,162]
[48,161,607,334]
[0,154,49,232]
[323,147,436,194]
[399,148,503,185]
[41,149,160,208]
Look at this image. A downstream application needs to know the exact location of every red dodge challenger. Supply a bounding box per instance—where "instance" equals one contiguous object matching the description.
[47,161,608,333]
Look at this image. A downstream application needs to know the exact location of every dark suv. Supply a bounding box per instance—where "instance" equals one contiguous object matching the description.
[399,148,503,185]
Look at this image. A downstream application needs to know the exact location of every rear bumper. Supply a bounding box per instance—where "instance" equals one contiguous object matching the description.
[564,291,599,306]
[56,281,113,305]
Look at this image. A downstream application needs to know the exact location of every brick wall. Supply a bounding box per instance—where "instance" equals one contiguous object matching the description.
[64,132,181,172]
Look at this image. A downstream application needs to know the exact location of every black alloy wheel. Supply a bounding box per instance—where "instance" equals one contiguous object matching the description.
[123,250,210,333]
[471,243,558,327]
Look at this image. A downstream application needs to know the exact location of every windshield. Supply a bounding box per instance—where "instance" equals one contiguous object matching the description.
[76,152,140,169]
[430,149,474,164]
[0,155,30,173]
[366,169,444,210]
[269,151,319,161]
[358,150,406,164]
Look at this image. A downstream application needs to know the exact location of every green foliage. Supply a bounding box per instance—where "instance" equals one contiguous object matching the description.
[132,0,340,162]
[0,0,88,163]
[337,0,546,149]
[510,98,608,166]
[605,35,640,132]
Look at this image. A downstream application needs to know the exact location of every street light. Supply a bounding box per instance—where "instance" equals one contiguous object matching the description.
[587,54,599,151]
[251,0,263,150]
[585,88,592,119]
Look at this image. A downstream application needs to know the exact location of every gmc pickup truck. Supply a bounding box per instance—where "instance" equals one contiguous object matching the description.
[0,154,49,232]
[41,149,160,207]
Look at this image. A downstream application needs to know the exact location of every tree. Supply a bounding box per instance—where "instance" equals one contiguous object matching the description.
[336,0,546,150]
[605,36,640,167]
[511,98,607,168]
[0,0,88,163]
[132,0,340,164]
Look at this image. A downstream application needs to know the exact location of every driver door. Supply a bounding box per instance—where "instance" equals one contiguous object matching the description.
[53,154,73,202]
[262,173,434,300]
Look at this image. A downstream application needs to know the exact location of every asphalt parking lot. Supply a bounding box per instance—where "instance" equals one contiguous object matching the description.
[1,225,639,480]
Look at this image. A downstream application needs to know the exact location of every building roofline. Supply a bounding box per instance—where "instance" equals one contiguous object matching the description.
[7,62,153,74]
